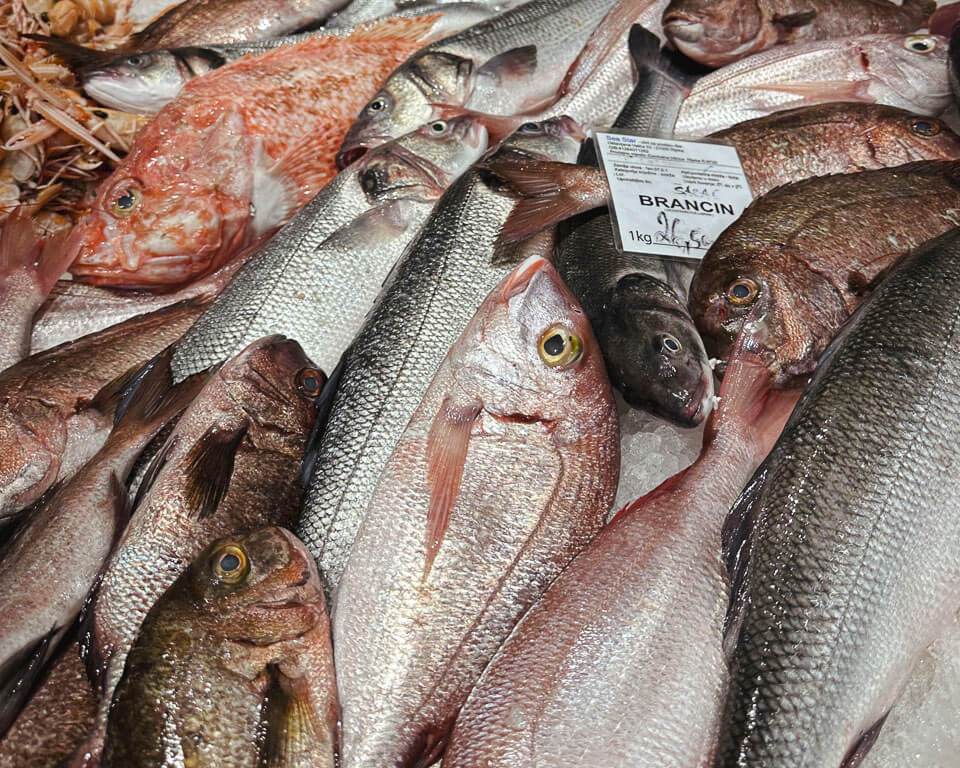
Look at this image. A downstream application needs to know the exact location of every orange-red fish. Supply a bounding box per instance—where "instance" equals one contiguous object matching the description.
[67,15,442,290]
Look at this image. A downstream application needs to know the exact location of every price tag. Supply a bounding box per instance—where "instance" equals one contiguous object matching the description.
[595,132,752,259]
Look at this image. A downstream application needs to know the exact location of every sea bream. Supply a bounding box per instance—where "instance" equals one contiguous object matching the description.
[166,115,487,380]
[295,118,584,598]
[65,14,446,290]
[718,226,960,768]
[673,32,951,137]
[333,255,619,768]
[663,0,934,67]
[335,0,618,165]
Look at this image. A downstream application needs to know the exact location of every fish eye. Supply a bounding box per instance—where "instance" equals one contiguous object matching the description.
[904,35,936,53]
[519,122,540,134]
[910,118,941,137]
[296,367,325,398]
[125,54,150,68]
[538,325,582,368]
[659,334,683,355]
[213,544,248,584]
[368,96,388,113]
[428,120,448,134]
[726,278,760,306]
[110,184,141,218]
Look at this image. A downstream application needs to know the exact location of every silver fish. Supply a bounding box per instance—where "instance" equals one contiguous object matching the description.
[296,117,584,598]
[719,227,960,766]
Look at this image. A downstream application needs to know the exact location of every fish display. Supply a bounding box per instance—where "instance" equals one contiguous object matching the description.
[719,226,960,767]
[66,15,445,290]
[688,160,960,387]
[102,527,336,768]
[334,255,619,768]
[2,0,960,764]
[673,32,951,137]
[297,118,583,597]
[663,0,934,67]
[167,114,487,379]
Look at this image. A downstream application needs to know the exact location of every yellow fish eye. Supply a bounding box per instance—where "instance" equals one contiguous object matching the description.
[910,118,941,137]
[539,325,582,368]
[726,278,760,307]
[110,186,141,218]
[213,544,248,584]
[904,35,936,54]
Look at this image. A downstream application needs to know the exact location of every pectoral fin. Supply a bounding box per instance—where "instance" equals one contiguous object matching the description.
[748,79,869,106]
[182,425,248,520]
[477,46,538,85]
[773,10,816,29]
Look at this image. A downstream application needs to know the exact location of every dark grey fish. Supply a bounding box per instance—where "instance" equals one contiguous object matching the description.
[719,227,960,767]
[552,27,713,426]
[297,117,584,598]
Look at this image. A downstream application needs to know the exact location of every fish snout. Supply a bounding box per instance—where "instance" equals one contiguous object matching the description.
[336,144,370,169]
[557,115,588,142]
[663,11,706,44]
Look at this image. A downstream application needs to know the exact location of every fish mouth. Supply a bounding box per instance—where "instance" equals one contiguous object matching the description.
[680,370,715,427]
[557,115,587,142]
[663,13,706,44]
[337,145,370,169]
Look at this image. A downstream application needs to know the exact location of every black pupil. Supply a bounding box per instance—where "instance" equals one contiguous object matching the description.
[432,122,444,132]
[521,122,538,131]
[544,334,565,357]
[116,190,136,210]
[372,100,384,110]
[731,282,751,299]
[912,41,928,50]
[663,337,680,352]
[128,56,142,66]
[220,553,240,572]
[914,121,934,134]
[302,375,318,393]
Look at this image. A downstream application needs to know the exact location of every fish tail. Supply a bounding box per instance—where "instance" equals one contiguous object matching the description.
[0,208,72,294]
[347,13,444,44]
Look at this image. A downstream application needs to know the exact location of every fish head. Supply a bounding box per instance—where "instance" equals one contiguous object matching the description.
[452,256,613,442]
[662,0,771,67]
[601,273,715,427]
[215,336,325,449]
[81,51,190,115]
[864,111,960,163]
[336,51,475,169]
[495,116,586,162]
[869,34,951,115]
[68,106,259,289]
[188,527,325,644]
[689,253,848,389]
[356,115,488,203]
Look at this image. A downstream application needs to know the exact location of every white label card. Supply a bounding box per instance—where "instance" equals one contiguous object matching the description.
[595,132,753,259]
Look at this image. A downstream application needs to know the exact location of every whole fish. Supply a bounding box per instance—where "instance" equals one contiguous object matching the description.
[103,527,336,768]
[663,0,934,67]
[483,103,960,240]
[296,118,583,597]
[0,300,206,527]
[66,15,444,290]
[73,336,323,767]
[326,0,523,29]
[0,645,95,768]
[0,352,203,736]
[688,160,960,388]
[334,255,619,768]
[443,336,798,768]
[718,226,960,767]
[0,210,71,372]
[167,115,487,380]
[673,33,950,137]
[335,0,618,166]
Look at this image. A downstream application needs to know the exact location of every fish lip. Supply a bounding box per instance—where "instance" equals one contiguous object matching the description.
[663,13,705,43]
[337,145,370,169]
[681,373,713,426]
[557,115,587,142]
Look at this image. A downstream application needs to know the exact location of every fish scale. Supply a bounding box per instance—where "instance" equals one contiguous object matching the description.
[719,227,960,767]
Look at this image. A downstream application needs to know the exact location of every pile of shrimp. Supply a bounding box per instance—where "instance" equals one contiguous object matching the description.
[0,0,148,231]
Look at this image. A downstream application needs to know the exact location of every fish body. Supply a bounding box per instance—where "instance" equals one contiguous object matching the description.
[75,336,323,766]
[67,15,442,290]
[335,0,617,165]
[0,352,202,735]
[663,0,934,67]
[0,300,205,527]
[295,118,583,597]
[443,339,798,768]
[103,527,336,768]
[719,226,960,767]
[166,115,487,381]
[326,0,524,29]
[674,33,950,137]
[689,160,960,388]
[334,255,619,768]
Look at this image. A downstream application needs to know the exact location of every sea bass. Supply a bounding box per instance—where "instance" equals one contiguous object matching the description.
[443,334,798,768]
[718,226,960,767]
[296,118,583,597]
[167,115,487,380]
[688,160,960,388]
[673,33,951,137]
[0,352,203,736]
[334,255,619,768]
[0,300,205,528]
[485,103,960,238]
[73,336,323,767]
[335,0,617,165]
[663,0,934,67]
[66,15,444,290]
[103,527,336,768]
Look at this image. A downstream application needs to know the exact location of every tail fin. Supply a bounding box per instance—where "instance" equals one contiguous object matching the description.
[0,209,71,295]
[23,34,119,71]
